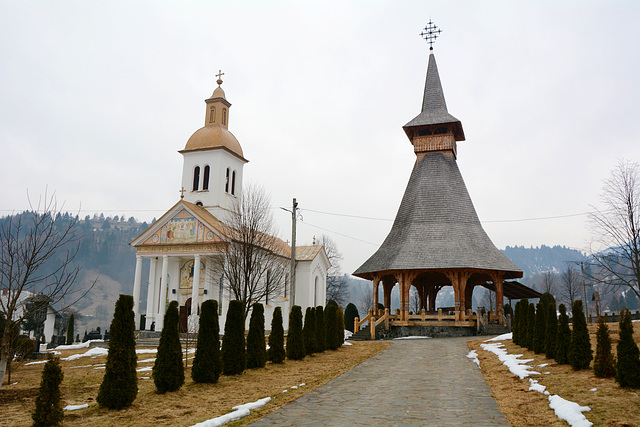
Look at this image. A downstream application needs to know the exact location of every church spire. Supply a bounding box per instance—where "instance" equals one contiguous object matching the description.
[204,70,231,130]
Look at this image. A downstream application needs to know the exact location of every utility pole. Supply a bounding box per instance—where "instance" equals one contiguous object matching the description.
[281,198,299,308]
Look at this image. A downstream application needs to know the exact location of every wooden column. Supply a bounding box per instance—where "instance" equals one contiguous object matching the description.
[494,272,504,321]
[372,276,380,317]
[383,280,393,313]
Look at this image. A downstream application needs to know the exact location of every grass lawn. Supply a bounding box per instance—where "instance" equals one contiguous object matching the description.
[468,321,640,427]
[0,340,390,426]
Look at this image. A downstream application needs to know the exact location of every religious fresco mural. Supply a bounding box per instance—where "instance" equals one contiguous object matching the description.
[180,259,206,290]
[142,209,223,245]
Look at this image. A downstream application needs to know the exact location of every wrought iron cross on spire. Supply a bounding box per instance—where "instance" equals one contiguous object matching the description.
[420,19,442,50]
[216,69,224,86]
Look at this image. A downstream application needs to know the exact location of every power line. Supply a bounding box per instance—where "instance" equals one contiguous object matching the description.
[298,220,379,246]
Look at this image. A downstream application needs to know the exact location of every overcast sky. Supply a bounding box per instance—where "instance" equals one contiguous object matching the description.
[2,1,639,276]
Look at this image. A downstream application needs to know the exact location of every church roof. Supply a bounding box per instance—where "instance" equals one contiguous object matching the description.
[181,125,246,161]
[403,53,465,141]
[296,245,324,261]
[353,152,522,279]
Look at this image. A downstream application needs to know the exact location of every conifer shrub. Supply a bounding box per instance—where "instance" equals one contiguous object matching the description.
[325,304,339,350]
[518,299,529,347]
[246,303,267,369]
[32,356,64,427]
[97,295,138,409]
[268,307,285,363]
[616,308,640,388]
[593,316,616,378]
[337,306,345,346]
[303,307,317,356]
[286,305,306,360]
[533,302,546,354]
[222,300,246,375]
[540,292,556,312]
[555,304,571,364]
[512,300,521,345]
[526,303,536,350]
[315,305,326,353]
[545,302,557,359]
[191,300,221,383]
[344,303,359,333]
[153,301,184,393]
[66,313,75,345]
[569,300,592,370]
[326,299,338,307]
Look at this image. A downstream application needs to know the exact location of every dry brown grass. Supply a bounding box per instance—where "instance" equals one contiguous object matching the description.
[468,321,640,427]
[0,341,390,427]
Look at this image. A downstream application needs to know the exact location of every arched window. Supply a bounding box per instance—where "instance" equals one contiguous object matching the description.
[284,274,288,298]
[209,107,215,123]
[225,168,230,193]
[193,166,200,191]
[231,171,236,195]
[222,109,227,125]
[314,276,319,306]
[203,165,210,190]
[195,201,203,207]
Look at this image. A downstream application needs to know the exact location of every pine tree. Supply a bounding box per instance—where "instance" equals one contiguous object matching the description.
[555,304,571,364]
[153,301,184,393]
[337,306,345,346]
[222,300,245,375]
[616,308,640,388]
[83,330,87,342]
[344,303,359,333]
[315,305,326,353]
[97,295,138,408]
[246,303,267,369]
[518,299,530,347]
[191,300,222,383]
[569,300,592,370]
[268,306,285,363]
[287,305,306,360]
[325,305,339,350]
[545,302,557,359]
[303,307,317,356]
[512,300,521,346]
[533,302,546,354]
[526,303,536,350]
[539,292,556,312]
[327,299,338,307]
[66,313,75,345]
[32,356,64,427]
[593,316,616,378]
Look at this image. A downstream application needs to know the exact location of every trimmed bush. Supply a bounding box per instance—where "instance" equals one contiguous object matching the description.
[153,301,184,393]
[555,304,571,364]
[540,292,556,312]
[325,305,339,350]
[66,313,75,345]
[512,300,521,345]
[545,302,557,359]
[287,305,306,360]
[616,308,640,388]
[517,299,529,347]
[326,300,338,307]
[191,300,222,383]
[97,295,138,409]
[315,306,326,353]
[593,316,616,378]
[303,307,317,356]
[569,300,592,370]
[533,302,546,354]
[337,306,345,346]
[268,307,285,363]
[344,303,359,333]
[32,356,64,427]
[246,303,267,369]
[222,300,246,375]
[526,303,536,350]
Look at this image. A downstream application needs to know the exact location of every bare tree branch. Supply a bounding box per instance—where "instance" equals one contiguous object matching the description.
[316,234,348,306]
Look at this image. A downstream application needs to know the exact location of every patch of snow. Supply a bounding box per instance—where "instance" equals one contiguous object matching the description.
[344,330,353,340]
[10,382,18,385]
[466,350,480,367]
[537,363,548,367]
[25,360,48,366]
[54,340,102,351]
[544,372,551,375]
[136,366,152,372]
[480,342,540,379]
[282,389,287,393]
[483,333,512,342]
[135,348,158,354]
[343,341,353,346]
[189,397,271,427]
[140,376,151,379]
[299,383,305,387]
[528,379,549,395]
[548,395,592,427]
[138,358,156,363]
[290,386,297,389]
[93,366,105,370]
[63,404,88,411]
[590,388,597,392]
[393,336,432,340]
[62,347,108,361]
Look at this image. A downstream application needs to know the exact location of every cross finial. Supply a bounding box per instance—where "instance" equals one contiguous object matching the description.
[179,187,186,199]
[216,70,224,87]
[420,19,442,51]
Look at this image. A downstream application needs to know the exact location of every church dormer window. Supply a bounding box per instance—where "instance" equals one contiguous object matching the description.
[196,201,203,207]
[209,107,215,123]
[193,166,200,191]
[231,170,236,195]
[222,109,227,125]
[225,168,230,193]
[203,165,210,190]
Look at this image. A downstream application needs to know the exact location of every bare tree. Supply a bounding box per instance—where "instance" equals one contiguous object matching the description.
[0,191,92,389]
[409,287,420,314]
[316,234,349,306]
[214,184,287,320]
[539,271,557,296]
[559,266,581,309]
[480,288,495,312]
[358,288,374,318]
[589,160,640,300]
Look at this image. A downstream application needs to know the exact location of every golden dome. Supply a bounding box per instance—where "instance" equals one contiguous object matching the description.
[211,86,226,99]
[182,125,244,158]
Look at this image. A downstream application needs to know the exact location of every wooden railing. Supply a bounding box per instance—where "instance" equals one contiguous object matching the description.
[353,309,373,336]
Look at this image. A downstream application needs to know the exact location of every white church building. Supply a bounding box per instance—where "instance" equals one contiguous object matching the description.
[129,74,329,332]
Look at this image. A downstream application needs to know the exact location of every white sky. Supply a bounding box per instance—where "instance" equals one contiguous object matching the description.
[2,1,639,275]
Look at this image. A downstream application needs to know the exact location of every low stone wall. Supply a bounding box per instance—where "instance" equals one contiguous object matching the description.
[384,325,476,339]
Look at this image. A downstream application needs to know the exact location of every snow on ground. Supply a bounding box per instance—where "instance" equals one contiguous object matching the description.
[537,363,548,367]
[25,360,48,366]
[190,397,271,427]
[136,366,152,372]
[548,395,592,427]
[480,342,540,379]
[393,336,432,340]
[63,404,88,411]
[466,350,480,367]
[62,347,108,361]
[529,379,548,395]
[136,348,158,354]
[344,330,353,340]
[138,357,156,363]
[343,341,353,346]
[590,388,597,392]
[54,340,103,351]
[483,333,512,342]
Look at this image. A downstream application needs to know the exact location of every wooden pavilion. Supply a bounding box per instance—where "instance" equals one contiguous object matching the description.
[353,26,540,337]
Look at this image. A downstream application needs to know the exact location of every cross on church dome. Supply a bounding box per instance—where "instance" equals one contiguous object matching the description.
[420,19,442,51]
[216,69,224,87]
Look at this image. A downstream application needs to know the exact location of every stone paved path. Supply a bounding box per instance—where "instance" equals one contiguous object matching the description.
[250,337,508,426]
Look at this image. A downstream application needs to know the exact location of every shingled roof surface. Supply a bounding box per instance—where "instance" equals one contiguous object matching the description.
[353,151,522,279]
